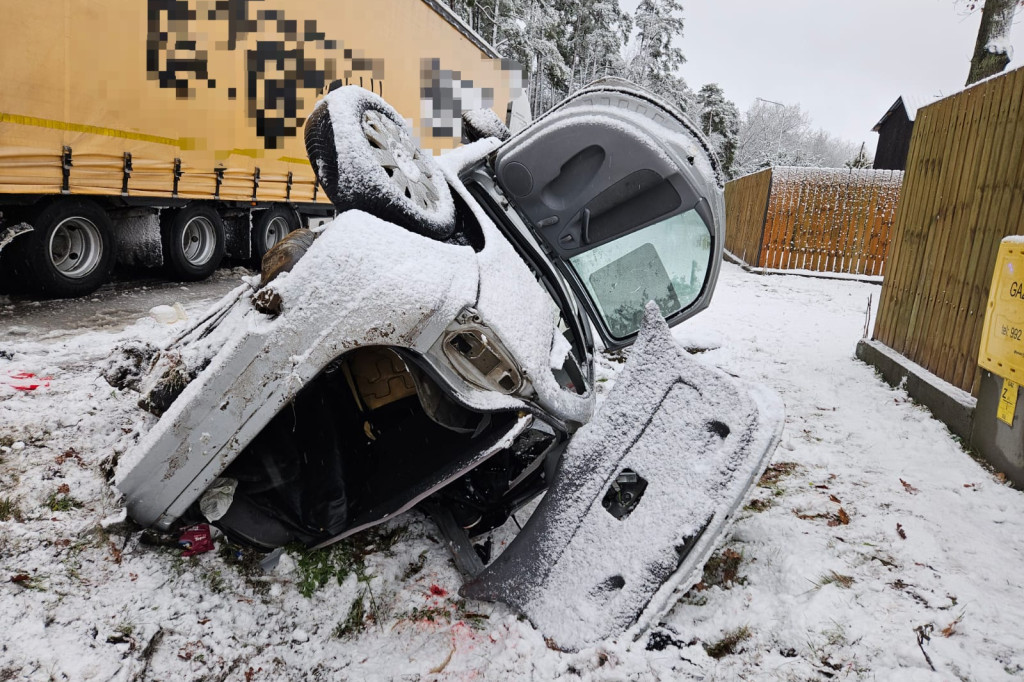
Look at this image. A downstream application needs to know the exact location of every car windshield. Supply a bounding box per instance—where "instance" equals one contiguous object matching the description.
[568,209,712,339]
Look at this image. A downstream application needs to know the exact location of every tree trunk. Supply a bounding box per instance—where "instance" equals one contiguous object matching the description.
[492,0,500,47]
[966,0,1016,85]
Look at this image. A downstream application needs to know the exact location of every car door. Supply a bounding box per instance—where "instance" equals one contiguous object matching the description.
[492,78,725,350]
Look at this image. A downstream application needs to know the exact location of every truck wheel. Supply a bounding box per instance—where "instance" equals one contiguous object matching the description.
[12,199,114,298]
[304,86,455,239]
[161,205,226,281]
[252,207,297,263]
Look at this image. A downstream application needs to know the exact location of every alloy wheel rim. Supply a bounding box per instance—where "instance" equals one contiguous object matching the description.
[362,110,441,212]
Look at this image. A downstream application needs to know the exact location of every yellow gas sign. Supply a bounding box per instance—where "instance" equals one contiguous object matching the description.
[979,239,1024,380]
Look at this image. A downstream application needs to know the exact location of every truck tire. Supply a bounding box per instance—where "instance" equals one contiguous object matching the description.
[252,206,297,263]
[161,205,226,281]
[304,86,455,239]
[10,199,115,298]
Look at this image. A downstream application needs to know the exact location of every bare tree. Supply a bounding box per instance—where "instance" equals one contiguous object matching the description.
[965,0,1019,85]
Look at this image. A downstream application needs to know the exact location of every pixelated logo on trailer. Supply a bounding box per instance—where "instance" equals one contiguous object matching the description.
[419,58,523,141]
[145,0,383,150]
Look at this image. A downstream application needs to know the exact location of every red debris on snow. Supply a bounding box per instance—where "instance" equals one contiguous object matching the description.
[429,584,448,597]
[7,372,52,391]
[178,523,215,557]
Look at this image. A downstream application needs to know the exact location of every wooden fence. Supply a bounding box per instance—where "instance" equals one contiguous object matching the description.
[725,166,903,276]
[873,65,1024,396]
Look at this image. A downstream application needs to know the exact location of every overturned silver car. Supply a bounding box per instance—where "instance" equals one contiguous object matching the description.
[116,79,783,650]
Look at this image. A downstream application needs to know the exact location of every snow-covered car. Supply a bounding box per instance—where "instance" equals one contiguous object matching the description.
[116,79,783,650]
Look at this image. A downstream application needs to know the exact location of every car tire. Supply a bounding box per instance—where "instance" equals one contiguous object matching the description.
[9,199,115,298]
[161,204,226,281]
[252,206,297,263]
[304,86,455,239]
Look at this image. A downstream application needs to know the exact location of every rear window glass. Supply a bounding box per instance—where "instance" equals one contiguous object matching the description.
[568,210,711,339]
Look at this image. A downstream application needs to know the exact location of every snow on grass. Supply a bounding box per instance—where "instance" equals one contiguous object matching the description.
[1,264,1022,679]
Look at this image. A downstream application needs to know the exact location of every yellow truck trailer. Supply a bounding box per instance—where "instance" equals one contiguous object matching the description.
[0,0,523,297]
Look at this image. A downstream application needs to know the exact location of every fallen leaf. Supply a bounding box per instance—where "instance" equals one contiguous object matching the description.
[897,523,907,539]
[900,478,919,494]
[57,483,70,495]
[829,507,851,526]
[963,483,976,489]
[814,484,830,490]
[10,574,31,583]
[829,494,841,504]
[941,615,963,637]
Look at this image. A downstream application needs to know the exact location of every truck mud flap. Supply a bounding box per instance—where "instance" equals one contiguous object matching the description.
[461,303,784,651]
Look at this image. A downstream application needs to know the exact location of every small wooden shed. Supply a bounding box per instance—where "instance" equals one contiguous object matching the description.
[872,95,932,171]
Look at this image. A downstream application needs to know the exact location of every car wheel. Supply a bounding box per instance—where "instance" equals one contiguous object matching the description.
[304,86,455,239]
[10,199,115,298]
[252,206,297,263]
[161,205,226,281]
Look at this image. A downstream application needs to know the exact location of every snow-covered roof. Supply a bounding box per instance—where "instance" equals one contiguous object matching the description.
[871,94,936,132]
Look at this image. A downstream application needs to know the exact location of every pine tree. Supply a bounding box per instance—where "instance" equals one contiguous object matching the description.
[625,0,691,110]
[553,0,631,93]
[694,84,740,178]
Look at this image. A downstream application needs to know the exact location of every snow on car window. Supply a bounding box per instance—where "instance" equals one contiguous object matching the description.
[569,210,711,338]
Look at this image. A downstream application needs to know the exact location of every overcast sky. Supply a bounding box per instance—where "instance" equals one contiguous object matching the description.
[621,0,1024,149]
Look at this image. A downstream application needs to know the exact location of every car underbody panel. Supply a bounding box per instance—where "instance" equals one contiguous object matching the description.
[461,303,784,651]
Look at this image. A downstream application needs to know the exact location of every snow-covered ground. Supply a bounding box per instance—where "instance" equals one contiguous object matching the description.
[1,263,1022,681]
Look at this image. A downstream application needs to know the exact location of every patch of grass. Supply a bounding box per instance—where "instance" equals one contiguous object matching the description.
[814,571,855,590]
[454,600,490,630]
[401,550,428,581]
[9,572,45,591]
[0,497,23,522]
[45,492,83,512]
[0,435,15,449]
[696,548,746,590]
[744,497,774,513]
[757,461,799,498]
[704,626,751,659]
[292,542,367,599]
[758,461,799,488]
[405,605,453,624]
[291,524,407,598]
[333,595,367,639]
[205,568,226,594]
